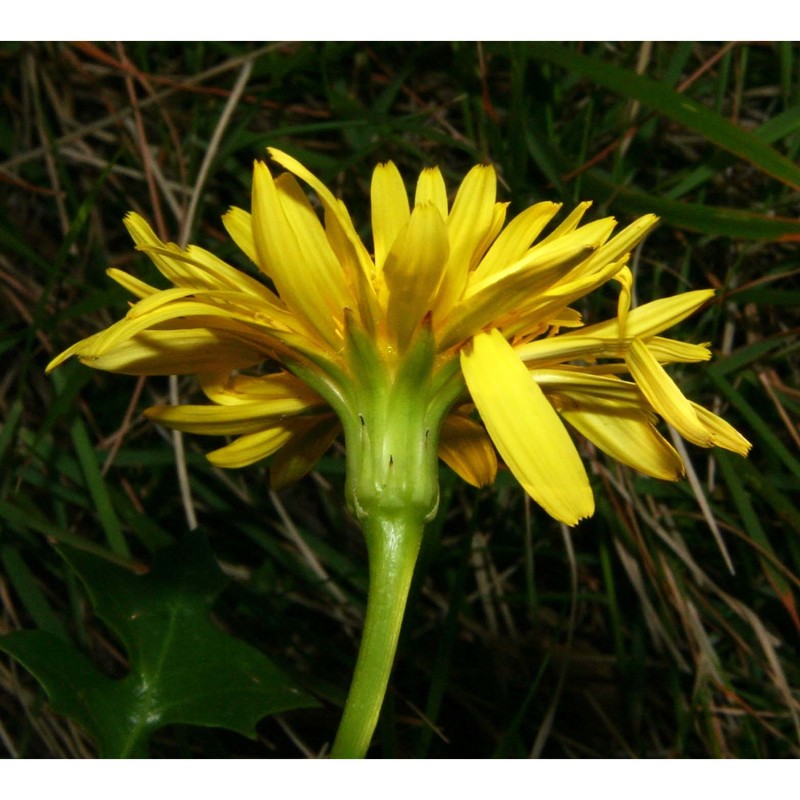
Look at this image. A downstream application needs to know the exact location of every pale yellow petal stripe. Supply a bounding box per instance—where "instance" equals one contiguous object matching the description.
[371,161,410,273]
[461,329,594,525]
[438,412,497,488]
[559,407,684,480]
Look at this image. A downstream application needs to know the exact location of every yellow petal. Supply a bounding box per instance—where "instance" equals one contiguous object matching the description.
[222,206,259,265]
[270,415,340,489]
[267,147,375,281]
[614,265,633,338]
[198,370,324,407]
[371,161,410,273]
[438,411,497,487]
[414,166,448,219]
[533,370,645,409]
[470,202,509,271]
[82,296,274,358]
[574,289,716,341]
[434,164,497,313]
[461,329,594,525]
[578,214,658,278]
[275,171,351,315]
[626,338,713,447]
[691,403,752,456]
[106,268,158,299]
[123,213,195,288]
[537,201,593,246]
[383,202,449,347]
[76,329,265,375]
[440,228,609,350]
[515,333,711,369]
[251,160,344,347]
[472,201,561,281]
[559,406,685,480]
[206,425,294,469]
[136,241,285,310]
[144,390,323,434]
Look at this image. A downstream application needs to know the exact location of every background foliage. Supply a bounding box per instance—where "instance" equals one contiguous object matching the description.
[1,41,799,758]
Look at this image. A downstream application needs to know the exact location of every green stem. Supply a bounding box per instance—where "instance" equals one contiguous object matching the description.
[330,513,424,759]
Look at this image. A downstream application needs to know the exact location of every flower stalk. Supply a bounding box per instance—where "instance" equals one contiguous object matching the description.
[330,512,424,758]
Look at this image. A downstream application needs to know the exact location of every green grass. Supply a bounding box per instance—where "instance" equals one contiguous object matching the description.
[1,41,799,758]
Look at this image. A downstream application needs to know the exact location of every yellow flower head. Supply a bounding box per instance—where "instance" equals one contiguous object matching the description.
[48,149,751,526]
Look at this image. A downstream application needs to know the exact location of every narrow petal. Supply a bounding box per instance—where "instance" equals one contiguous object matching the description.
[414,166,448,219]
[614,265,633,338]
[251,160,344,347]
[371,161,410,273]
[77,329,265,375]
[472,201,561,281]
[572,289,716,341]
[136,241,286,309]
[270,415,340,489]
[222,206,259,265]
[206,425,294,469]
[324,201,381,335]
[559,406,685,480]
[578,214,659,278]
[267,147,375,281]
[434,164,497,313]
[533,370,645,409]
[198,370,324,407]
[383,202,449,347]
[81,297,276,357]
[691,403,752,456]
[106,268,158,299]
[461,329,594,525]
[438,411,497,487]
[626,338,713,447]
[440,227,610,350]
[537,201,593,245]
[515,333,711,369]
[144,393,324,435]
[274,170,351,315]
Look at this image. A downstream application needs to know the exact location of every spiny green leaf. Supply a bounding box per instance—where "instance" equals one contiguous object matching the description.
[0,531,317,757]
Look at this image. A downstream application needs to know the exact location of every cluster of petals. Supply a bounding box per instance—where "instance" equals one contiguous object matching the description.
[48,149,751,525]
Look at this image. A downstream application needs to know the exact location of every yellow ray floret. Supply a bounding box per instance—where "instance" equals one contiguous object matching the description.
[48,149,751,525]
